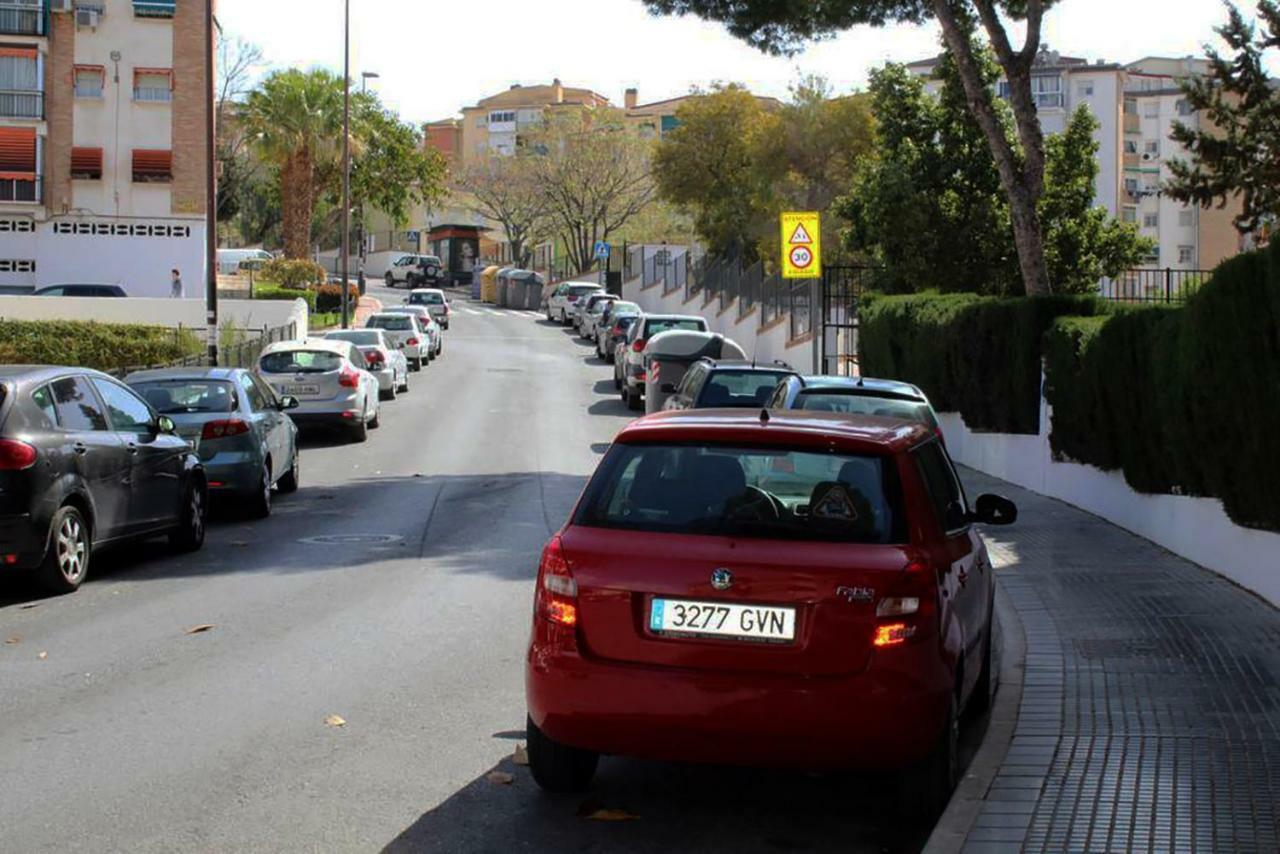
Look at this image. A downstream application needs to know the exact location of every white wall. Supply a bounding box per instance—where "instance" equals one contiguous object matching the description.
[316,249,405,279]
[937,392,1280,607]
[0,296,308,339]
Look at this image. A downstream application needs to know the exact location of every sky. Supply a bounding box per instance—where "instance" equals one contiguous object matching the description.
[216,0,1278,124]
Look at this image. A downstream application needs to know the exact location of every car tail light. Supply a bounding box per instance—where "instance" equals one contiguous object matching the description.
[0,439,37,470]
[365,350,385,369]
[535,536,578,628]
[611,324,623,335]
[632,338,646,352]
[874,623,916,647]
[406,337,420,347]
[873,560,935,648]
[338,367,360,388]
[201,419,250,440]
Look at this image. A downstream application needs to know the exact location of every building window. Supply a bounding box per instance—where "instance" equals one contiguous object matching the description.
[1124,177,1140,196]
[73,64,104,98]
[1076,81,1094,97]
[1143,213,1159,228]
[0,126,38,201]
[132,148,172,182]
[1144,140,1160,155]
[1178,245,1195,264]
[1124,97,1137,115]
[1143,99,1159,117]
[487,110,515,124]
[1178,209,1194,227]
[1176,98,1194,116]
[0,46,40,119]
[1030,74,1063,108]
[1122,206,1138,223]
[133,68,173,103]
[133,0,176,17]
[71,146,102,180]
[1123,139,1138,154]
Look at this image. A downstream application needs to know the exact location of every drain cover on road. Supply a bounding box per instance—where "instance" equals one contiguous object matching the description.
[297,534,404,546]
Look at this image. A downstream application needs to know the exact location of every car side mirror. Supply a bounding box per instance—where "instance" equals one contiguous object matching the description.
[156,415,176,435]
[971,493,1017,526]
[278,395,300,411]
[660,383,677,394]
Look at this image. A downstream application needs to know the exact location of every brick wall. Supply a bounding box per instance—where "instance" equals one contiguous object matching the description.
[44,13,75,215]
[170,0,210,216]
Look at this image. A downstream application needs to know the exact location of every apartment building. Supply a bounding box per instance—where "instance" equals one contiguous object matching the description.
[623,87,782,139]
[907,48,1242,274]
[0,0,211,296]
[457,79,610,163]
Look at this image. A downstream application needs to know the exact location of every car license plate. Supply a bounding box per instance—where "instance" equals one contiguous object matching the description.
[649,598,796,643]
[283,383,319,396]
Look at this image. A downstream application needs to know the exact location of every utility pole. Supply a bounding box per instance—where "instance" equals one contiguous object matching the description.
[340,0,351,329]
[356,71,378,297]
[205,0,218,364]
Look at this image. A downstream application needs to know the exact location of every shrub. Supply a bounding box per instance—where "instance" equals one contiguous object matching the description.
[253,284,316,311]
[315,282,361,313]
[260,258,326,289]
[0,320,199,373]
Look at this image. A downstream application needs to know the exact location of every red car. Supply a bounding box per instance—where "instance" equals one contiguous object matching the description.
[525,410,1016,816]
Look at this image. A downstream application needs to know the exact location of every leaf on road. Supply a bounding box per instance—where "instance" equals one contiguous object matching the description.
[577,800,639,822]
[4,636,19,645]
[185,624,216,635]
[486,771,514,785]
[324,714,347,728]
[37,650,48,660]
[512,745,529,766]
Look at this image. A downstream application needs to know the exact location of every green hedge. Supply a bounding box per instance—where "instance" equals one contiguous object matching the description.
[260,259,326,289]
[0,320,200,373]
[253,285,316,311]
[859,292,1107,433]
[1045,242,1280,531]
[315,283,360,313]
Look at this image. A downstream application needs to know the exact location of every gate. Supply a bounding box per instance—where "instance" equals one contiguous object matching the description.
[819,265,873,376]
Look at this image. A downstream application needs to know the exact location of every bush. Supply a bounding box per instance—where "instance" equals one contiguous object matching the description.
[253,284,316,311]
[859,291,1107,433]
[315,282,361,313]
[260,259,326,289]
[0,320,199,373]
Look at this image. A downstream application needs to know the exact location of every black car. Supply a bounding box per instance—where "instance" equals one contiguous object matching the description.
[0,367,207,593]
[662,359,799,411]
[32,284,128,297]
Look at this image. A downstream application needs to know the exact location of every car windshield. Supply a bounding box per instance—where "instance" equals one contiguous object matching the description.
[576,443,906,544]
[699,371,793,408]
[326,331,381,347]
[410,292,444,305]
[646,318,706,336]
[130,380,237,414]
[569,286,601,296]
[366,315,413,331]
[259,350,345,374]
[797,392,938,427]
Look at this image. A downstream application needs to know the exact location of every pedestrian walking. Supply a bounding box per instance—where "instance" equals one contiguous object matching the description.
[170,268,183,298]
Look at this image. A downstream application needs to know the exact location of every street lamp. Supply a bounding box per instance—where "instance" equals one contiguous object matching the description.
[361,71,379,92]
[205,0,218,363]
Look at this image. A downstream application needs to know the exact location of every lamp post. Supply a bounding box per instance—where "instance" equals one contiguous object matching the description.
[356,71,378,295]
[205,0,218,363]
[340,0,351,329]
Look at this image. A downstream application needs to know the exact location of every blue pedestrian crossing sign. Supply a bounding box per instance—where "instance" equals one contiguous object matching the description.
[594,241,611,260]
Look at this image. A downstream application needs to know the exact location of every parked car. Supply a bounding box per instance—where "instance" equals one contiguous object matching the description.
[525,409,1016,817]
[322,329,410,400]
[767,376,942,439]
[0,367,207,593]
[620,314,709,411]
[662,359,798,411]
[126,367,300,518]
[405,288,450,329]
[547,282,603,325]
[364,312,429,370]
[384,254,444,288]
[577,293,617,341]
[256,339,381,442]
[382,306,443,360]
[32,284,127,297]
[598,306,641,363]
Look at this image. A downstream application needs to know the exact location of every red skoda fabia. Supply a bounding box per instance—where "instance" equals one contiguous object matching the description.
[525,410,1016,816]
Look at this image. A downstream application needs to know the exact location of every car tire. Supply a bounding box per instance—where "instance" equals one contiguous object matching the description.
[896,696,958,821]
[559,309,568,325]
[627,386,643,411]
[277,451,300,494]
[170,480,208,553]
[248,463,272,519]
[410,357,422,372]
[36,505,91,594]
[614,373,621,391]
[398,374,410,393]
[369,403,381,429]
[381,383,396,401]
[968,617,996,716]
[384,272,394,287]
[526,715,598,793]
[351,408,369,443]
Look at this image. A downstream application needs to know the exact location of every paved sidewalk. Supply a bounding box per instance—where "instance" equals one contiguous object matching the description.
[353,294,382,326]
[957,468,1279,854]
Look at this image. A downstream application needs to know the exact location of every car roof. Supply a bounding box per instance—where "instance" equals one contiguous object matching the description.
[123,367,242,383]
[642,314,704,323]
[615,410,931,455]
[796,375,927,400]
[410,288,445,295]
[260,338,351,356]
[567,282,603,290]
[701,360,796,373]
[0,365,113,384]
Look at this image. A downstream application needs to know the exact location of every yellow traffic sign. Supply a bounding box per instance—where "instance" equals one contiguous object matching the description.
[781,211,821,279]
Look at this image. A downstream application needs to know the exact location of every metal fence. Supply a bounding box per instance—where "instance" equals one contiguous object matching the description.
[1101,268,1210,303]
[112,321,299,378]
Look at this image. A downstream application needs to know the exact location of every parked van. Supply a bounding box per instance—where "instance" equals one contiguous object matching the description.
[217,249,274,275]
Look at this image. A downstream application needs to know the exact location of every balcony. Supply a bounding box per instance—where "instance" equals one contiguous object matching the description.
[0,174,40,203]
[0,1,43,36]
[0,89,42,120]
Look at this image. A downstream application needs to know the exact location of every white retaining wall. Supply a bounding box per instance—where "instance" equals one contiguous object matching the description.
[0,296,309,340]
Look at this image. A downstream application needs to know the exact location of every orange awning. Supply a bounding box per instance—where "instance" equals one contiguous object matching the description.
[132,148,172,178]
[0,128,36,173]
[0,47,38,59]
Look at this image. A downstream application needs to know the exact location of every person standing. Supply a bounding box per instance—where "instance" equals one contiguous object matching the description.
[170,268,183,298]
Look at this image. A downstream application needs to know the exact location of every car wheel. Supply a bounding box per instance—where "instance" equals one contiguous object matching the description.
[248,463,272,519]
[170,481,207,553]
[614,373,622,391]
[627,386,643,411]
[546,307,554,322]
[381,382,396,401]
[351,407,369,443]
[896,696,958,821]
[968,617,995,716]
[398,373,410,393]
[526,715,598,793]
[37,505,91,594]
[369,403,381,429]
[559,309,568,325]
[384,272,394,287]
[277,450,300,494]
[410,357,422,372]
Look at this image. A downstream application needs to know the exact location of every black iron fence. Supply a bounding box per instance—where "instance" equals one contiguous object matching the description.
[1101,268,1210,303]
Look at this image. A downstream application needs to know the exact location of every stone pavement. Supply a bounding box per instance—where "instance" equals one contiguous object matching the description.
[957,468,1280,854]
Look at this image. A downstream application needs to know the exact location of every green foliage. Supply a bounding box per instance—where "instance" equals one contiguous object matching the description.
[260,259,326,289]
[342,92,448,228]
[315,283,360,313]
[252,284,317,311]
[859,291,1107,433]
[1044,242,1280,530]
[1167,1,1280,233]
[0,321,199,373]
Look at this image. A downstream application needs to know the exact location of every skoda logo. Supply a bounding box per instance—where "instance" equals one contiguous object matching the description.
[710,568,734,591]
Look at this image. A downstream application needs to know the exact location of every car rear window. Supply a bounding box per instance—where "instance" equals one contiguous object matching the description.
[797,392,938,427]
[410,292,444,304]
[259,350,345,374]
[576,443,907,544]
[327,331,381,346]
[569,285,601,296]
[645,318,706,336]
[699,371,793,408]
[366,315,412,331]
[130,380,236,414]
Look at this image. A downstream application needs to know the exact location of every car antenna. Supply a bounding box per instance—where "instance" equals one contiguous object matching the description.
[759,408,770,424]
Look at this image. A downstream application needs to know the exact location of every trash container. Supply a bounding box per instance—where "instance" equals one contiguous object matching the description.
[643,331,748,414]
[480,265,500,304]
[496,267,515,307]
[470,268,483,300]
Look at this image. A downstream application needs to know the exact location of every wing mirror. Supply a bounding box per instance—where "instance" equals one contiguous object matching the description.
[278,395,300,411]
[156,415,176,435]
[971,493,1017,526]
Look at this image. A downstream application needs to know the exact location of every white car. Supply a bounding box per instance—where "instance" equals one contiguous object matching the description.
[364,312,429,370]
[546,281,603,325]
[383,305,443,360]
[322,329,410,400]
[256,339,381,442]
[384,254,444,289]
[404,288,450,329]
[578,293,617,340]
[619,314,709,411]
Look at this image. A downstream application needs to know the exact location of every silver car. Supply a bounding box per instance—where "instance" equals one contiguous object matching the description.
[126,367,300,518]
[405,288,450,329]
[383,305,443,359]
[365,312,429,370]
[547,281,603,325]
[257,339,381,442]
[619,314,709,411]
[577,293,617,340]
[323,329,410,400]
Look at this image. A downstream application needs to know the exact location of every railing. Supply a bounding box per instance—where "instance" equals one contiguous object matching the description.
[738,260,762,319]
[0,175,40,203]
[0,89,42,119]
[760,271,783,327]
[0,2,43,36]
[1101,268,1210,303]
[788,281,813,340]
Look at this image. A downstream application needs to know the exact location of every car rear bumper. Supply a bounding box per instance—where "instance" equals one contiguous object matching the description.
[526,637,950,770]
[0,513,45,569]
[371,368,395,391]
[288,410,365,429]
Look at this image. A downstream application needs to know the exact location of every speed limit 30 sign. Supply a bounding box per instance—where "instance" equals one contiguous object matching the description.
[780,212,821,279]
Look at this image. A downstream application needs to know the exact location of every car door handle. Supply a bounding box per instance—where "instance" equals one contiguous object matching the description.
[73,442,88,455]
[126,442,138,455]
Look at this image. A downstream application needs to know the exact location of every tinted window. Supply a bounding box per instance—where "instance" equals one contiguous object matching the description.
[915,442,968,532]
[30,385,58,429]
[698,371,792,408]
[131,380,236,414]
[644,318,705,336]
[238,374,269,411]
[90,378,154,433]
[51,376,108,431]
[250,375,279,409]
[797,392,938,427]
[569,285,601,296]
[365,315,412,331]
[259,350,345,374]
[577,443,906,544]
[409,291,444,305]
[326,330,381,346]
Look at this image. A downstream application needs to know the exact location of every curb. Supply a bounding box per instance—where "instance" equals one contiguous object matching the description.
[922,580,1028,854]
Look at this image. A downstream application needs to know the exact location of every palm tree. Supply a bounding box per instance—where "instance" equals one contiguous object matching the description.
[242,69,344,259]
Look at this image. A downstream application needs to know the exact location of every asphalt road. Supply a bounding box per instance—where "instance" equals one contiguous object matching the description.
[0,287,973,853]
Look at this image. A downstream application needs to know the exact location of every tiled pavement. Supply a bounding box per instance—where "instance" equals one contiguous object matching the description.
[957,467,1280,854]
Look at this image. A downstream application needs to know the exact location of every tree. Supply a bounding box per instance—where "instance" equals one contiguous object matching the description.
[643,0,1063,295]
[1167,1,1280,234]
[345,93,446,232]
[457,155,549,268]
[214,35,263,229]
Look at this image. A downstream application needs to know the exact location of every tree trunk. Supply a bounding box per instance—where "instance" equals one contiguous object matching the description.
[934,1,1052,296]
[281,148,314,260]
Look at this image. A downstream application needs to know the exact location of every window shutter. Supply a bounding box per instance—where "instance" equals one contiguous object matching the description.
[71,147,103,179]
[0,127,37,176]
[132,148,172,181]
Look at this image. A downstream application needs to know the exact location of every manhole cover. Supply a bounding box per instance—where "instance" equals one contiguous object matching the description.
[297,534,404,546]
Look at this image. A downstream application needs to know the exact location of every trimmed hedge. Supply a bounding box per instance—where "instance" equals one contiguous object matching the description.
[0,320,199,373]
[315,282,361,313]
[253,284,316,311]
[859,292,1107,433]
[259,259,326,289]
[1045,242,1280,531]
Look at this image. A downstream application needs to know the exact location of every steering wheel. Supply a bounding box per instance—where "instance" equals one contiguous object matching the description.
[726,486,784,523]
